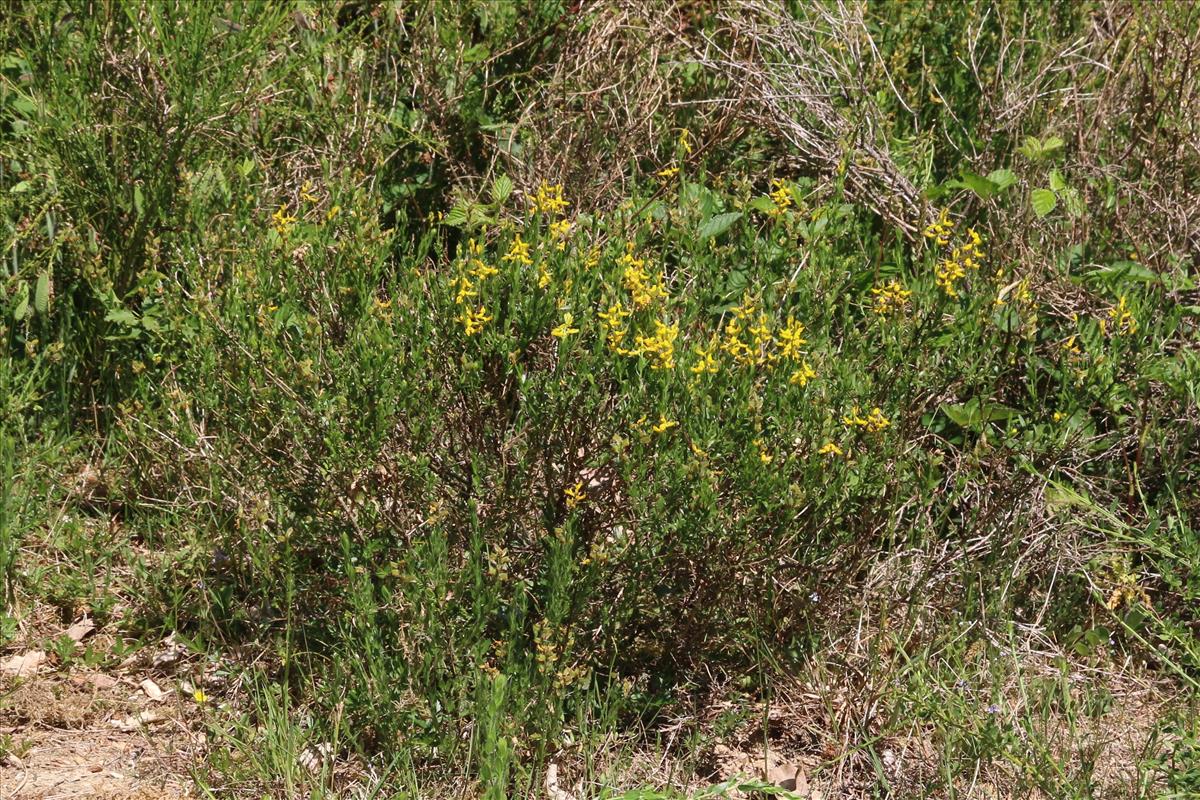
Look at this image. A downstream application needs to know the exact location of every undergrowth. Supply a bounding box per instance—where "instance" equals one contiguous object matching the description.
[2,2,1198,798]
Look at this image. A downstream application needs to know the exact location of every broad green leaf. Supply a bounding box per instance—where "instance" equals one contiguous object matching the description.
[1093,261,1158,284]
[958,171,997,199]
[1031,188,1057,217]
[9,180,32,194]
[749,195,777,213]
[1018,136,1042,160]
[443,203,469,228]
[12,282,29,321]
[490,174,513,205]
[1048,169,1067,192]
[104,307,140,327]
[698,211,742,240]
[1041,135,1065,155]
[986,168,1017,191]
[943,398,1018,428]
[34,270,50,314]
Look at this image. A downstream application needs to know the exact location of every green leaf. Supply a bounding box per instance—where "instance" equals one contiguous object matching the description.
[958,171,997,200]
[490,174,513,205]
[992,305,1020,332]
[9,180,32,194]
[986,168,1017,191]
[1031,188,1057,217]
[1060,186,1084,218]
[34,270,50,314]
[1093,261,1158,284]
[12,282,29,321]
[1041,135,1065,155]
[1018,136,1042,160]
[1048,168,1067,192]
[461,43,489,63]
[104,307,140,327]
[749,196,777,213]
[698,211,742,240]
[443,202,469,228]
[942,398,1018,428]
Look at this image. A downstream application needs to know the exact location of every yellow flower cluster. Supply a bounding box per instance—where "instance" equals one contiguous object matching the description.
[564,481,586,510]
[618,243,668,308]
[549,218,572,250]
[532,182,570,215]
[458,305,492,336]
[652,414,678,434]
[1102,295,1138,335]
[598,302,632,347]
[768,179,793,217]
[503,233,533,266]
[690,342,719,375]
[935,227,984,298]
[789,361,816,386]
[777,315,807,359]
[870,280,913,316]
[550,312,580,340]
[454,237,501,335]
[629,319,679,370]
[715,298,815,385]
[271,204,298,237]
[842,406,891,432]
[923,207,954,246]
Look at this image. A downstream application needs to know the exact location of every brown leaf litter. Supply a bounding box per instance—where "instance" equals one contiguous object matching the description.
[1,622,200,799]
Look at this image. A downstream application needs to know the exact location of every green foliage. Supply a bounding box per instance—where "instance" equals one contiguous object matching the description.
[1,1,1197,797]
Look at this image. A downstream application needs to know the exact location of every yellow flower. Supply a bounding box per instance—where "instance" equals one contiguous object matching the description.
[817,442,844,457]
[936,257,967,298]
[549,218,572,250]
[789,361,816,386]
[325,204,341,222]
[459,305,492,335]
[843,406,890,433]
[619,244,668,308]
[690,344,719,374]
[598,303,631,330]
[678,128,694,155]
[532,182,570,215]
[551,312,580,339]
[454,275,477,305]
[503,233,533,266]
[1106,295,1138,335]
[564,481,586,510]
[632,319,679,370]
[923,207,954,246]
[870,280,913,316]
[777,315,808,359]
[300,180,320,203]
[271,204,297,236]
[538,263,552,289]
[652,415,677,434]
[193,688,209,703]
[657,165,680,178]
[470,259,498,280]
[753,438,773,464]
[768,179,793,216]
